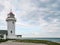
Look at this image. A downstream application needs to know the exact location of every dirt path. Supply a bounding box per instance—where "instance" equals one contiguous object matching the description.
[0,40,47,45]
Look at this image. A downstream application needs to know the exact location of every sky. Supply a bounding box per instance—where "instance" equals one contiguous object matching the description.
[0,0,60,37]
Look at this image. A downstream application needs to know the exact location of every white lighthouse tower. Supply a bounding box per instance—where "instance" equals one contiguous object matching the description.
[6,11,16,39]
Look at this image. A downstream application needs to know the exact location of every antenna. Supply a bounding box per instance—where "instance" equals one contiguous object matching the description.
[10,9,12,12]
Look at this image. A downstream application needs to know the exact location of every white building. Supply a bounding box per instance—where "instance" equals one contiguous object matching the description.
[0,11,22,39]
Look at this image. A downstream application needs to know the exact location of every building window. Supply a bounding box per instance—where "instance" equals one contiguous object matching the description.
[12,22,14,24]
[11,31,12,34]
[0,35,3,38]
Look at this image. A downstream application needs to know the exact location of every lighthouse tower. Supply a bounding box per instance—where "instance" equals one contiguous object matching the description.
[6,11,16,39]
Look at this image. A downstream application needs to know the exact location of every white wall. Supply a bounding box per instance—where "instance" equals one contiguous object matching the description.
[4,34,6,39]
[0,34,7,39]
[7,21,16,39]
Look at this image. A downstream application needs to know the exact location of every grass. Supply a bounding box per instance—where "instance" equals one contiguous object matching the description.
[0,39,8,43]
[0,39,60,45]
[15,39,60,45]
[47,42,60,45]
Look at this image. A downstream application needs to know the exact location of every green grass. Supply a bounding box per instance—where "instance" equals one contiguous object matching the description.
[0,39,8,43]
[0,39,60,45]
[47,42,60,45]
[15,39,60,45]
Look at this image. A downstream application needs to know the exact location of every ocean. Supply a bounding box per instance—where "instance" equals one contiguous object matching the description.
[22,38,60,42]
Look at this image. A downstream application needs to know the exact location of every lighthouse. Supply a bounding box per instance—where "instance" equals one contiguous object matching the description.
[6,11,16,39]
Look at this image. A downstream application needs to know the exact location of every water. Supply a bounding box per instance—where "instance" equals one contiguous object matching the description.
[22,38,60,42]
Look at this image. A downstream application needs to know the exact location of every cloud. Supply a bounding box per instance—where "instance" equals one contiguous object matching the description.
[18,0,60,36]
[0,0,60,37]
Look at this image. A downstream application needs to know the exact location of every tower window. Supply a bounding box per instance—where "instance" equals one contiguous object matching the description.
[12,22,14,24]
[11,31,12,34]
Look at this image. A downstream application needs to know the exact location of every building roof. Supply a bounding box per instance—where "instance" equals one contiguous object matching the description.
[16,35,22,36]
[8,12,15,18]
[0,30,8,35]
[6,12,16,21]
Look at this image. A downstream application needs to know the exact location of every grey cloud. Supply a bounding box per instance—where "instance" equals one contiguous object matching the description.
[12,0,60,29]
[0,4,4,12]
[21,10,41,25]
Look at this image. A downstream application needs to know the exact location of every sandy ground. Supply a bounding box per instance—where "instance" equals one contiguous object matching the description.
[0,40,47,45]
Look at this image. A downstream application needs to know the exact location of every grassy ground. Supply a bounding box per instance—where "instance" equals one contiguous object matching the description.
[0,39,8,43]
[0,39,60,45]
[15,39,60,45]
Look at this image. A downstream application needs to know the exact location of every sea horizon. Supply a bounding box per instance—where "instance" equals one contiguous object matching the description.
[21,37,60,43]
